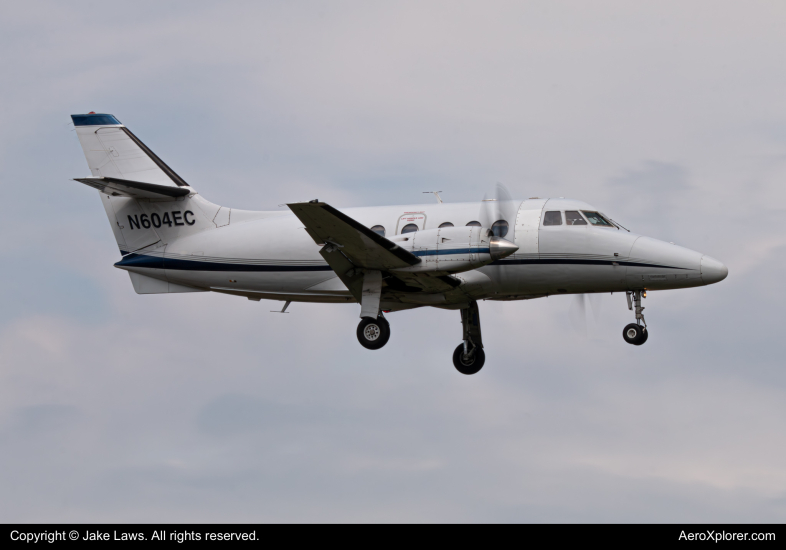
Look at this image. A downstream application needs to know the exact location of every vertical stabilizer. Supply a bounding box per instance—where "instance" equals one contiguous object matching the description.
[71,113,189,188]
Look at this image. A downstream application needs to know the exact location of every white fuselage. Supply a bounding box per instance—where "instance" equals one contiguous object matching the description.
[115,195,727,310]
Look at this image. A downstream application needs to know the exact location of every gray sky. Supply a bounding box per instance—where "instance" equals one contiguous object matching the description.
[1,0,785,522]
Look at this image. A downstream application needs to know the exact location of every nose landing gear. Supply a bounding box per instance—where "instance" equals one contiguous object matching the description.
[622,323,648,345]
[623,290,649,345]
[453,301,485,374]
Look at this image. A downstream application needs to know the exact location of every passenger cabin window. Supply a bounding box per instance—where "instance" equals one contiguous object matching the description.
[401,223,419,234]
[543,211,562,226]
[370,225,386,237]
[565,211,587,225]
[491,220,509,238]
[581,211,613,227]
[438,222,454,228]
[466,221,482,227]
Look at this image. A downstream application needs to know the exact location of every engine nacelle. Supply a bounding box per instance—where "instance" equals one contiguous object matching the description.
[390,226,518,275]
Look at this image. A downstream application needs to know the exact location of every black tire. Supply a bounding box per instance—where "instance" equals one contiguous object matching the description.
[637,327,649,345]
[452,344,486,375]
[622,323,646,345]
[357,317,391,350]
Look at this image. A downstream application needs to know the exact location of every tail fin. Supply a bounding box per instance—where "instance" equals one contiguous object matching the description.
[72,112,196,256]
[71,113,190,188]
[71,113,257,294]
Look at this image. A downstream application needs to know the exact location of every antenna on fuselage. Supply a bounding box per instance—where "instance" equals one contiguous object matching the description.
[423,191,443,204]
[271,301,291,313]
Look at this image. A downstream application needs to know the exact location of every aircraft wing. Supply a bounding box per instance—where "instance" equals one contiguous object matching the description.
[288,201,421,270]
[289,201,461,299]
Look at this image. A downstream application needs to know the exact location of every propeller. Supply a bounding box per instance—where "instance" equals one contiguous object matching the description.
[569,293,603,335]
[478,182,518,237]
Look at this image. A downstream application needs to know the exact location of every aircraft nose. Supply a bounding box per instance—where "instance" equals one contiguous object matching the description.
[701,255,728,285]
[489,237,519,260]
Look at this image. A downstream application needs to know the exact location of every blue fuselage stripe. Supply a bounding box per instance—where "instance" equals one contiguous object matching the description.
[116,253,690,272]
[412,248,489,257]
[116,254,333,272]
[493,259,689,269]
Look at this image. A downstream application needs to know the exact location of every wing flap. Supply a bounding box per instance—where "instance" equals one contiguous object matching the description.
[319,245,365,302]
[388,272,460,294]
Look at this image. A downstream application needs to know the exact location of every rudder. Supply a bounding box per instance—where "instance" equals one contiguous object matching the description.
[71,113,189,187]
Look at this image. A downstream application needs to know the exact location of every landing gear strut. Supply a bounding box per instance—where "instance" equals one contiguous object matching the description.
[453,301,485,375]
[622,290,649,345]
[356,269,390,349]
[357,315,390,350]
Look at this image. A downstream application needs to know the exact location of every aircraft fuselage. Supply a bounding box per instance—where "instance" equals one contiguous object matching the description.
[114,196,726,309]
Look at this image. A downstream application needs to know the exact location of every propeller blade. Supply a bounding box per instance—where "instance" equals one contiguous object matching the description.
[588,293,602,324]
[569,293,588,335]
[569,293,605,336]
[480,191,495,228]
[495,182,517,238]
[478,182,517,237]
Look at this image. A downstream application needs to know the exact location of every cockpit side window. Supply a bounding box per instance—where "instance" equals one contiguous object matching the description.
[543,211,562,226]
[565,211,587,225]
[581,211,613,227]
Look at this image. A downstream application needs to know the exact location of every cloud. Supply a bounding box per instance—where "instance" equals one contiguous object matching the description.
[0,0,785,522]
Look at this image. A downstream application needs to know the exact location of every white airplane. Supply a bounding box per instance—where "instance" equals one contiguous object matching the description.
[71,113,728,374]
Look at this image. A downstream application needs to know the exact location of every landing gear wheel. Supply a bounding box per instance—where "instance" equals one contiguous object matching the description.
[357,316,390,350]
[622,323,647,345]
[452,344,486,375]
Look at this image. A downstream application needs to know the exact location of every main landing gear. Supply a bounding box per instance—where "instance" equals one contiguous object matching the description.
[356,269,391,350]
[352,268,486,374]
[623,290,649,345]
[453,300,485,375]
[357,315,390,350]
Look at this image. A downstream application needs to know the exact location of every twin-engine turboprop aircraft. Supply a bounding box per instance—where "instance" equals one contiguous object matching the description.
[71,113,728,374]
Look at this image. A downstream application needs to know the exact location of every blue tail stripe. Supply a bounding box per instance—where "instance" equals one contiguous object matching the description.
[72,113,122,126]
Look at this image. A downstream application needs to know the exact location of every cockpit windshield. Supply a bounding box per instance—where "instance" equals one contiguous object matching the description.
[581,211,614,227]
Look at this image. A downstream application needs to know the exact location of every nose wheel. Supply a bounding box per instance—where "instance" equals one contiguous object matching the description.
[357,315,390,350]
[623,290,649,345]
[622,323,648,345]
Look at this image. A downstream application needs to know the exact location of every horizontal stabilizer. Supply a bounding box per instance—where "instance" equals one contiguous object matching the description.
[288,201,421,270]
[74,176,191,199]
